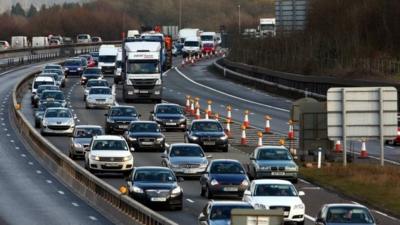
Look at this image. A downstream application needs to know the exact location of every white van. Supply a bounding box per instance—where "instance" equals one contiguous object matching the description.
[127,30,140,39]
[98,45,118,74]
[182,36,201,58]
[114,48,123,83]
[11,36,29,48]
[31,76,56,94]
[32,37,49,48]
[76,34,91,43]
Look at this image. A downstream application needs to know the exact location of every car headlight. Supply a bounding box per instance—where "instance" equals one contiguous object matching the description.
[131,186,144,194]
[123,155,133,161]
[169,163,180,168]
[188,135,198,141]
[241,179,249,187]
[42,120,48,126]
[84,89,89,95]
[200,161,208,168]
[171,186,182,195]
[156,137,164,142]
[68,119,75,125]
[210,179,219,186]
[179,117,186,122]
[293,204,305,210]
[259,165,271,171]
[78,67,83,71]
[220,135,228,140]
[90,155,100,161]
[155,79,162,85]
[285,165,298,171]
[154,117,162,122]
[74,143,82,148]
[64,67,69,71]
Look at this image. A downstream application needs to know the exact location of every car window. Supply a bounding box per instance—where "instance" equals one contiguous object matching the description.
[110,108,137,117]
[170,146,204,157]
[257,148,292,160]
[156,105,183,114]
[37,85,58,94]
[92,140,128,151]
[34,81,54,89]
[133,169,176,183]
[129,123,159,132]
[74,128,103,138]
[210,162,244,174]
[45,109,71,118]
[210,205,252,220]
[41,91,64,100]
[39,102,62,111]
[326,207,374,224]
[254,184,297,197]
[87,80,108,87]
[191,122,222,132]
[89,88,111,95]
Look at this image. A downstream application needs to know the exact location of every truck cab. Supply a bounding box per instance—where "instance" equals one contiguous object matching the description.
[98,45,118,74]
[200,32,217,54]
[182,36,201,58]
[122,41,162,102]
[259,18,276,37]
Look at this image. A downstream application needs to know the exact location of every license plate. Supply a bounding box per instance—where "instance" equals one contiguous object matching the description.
[223,187,238,192]
[128,91,133,95]
[203,141,215,146]
[96,99,106,102]
[70,70,76,72]
[106,163,118,167]
[184,169,196,174]
[151,197,166,202]
[139,90,149,94]
[141,142,153,145]
[166,122,176,126]
[46,98,55,101]
[271,172,285,176]
[119,125,128,129]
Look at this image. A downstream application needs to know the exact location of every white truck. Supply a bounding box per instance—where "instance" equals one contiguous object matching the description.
[11,36,29,48]
[32,36,49,48]
[259,18,276,37]
[178,28,200,43]
[200,31,217,54]
[127,30,140,39]
[98,45,118,74]
[122,41,162,102]
[114,48,123,84]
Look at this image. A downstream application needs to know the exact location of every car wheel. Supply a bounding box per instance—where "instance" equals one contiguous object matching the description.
[222,146,228,152]
[35,121,40,128]
[297,220,305,225]
[174,204,182,211]
[69,151,75,160]
[206,186,213,199]
[200,185,206,197]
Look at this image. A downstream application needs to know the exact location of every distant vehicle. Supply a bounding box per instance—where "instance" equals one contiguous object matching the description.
[63,37,73,45]
[38,72,61,87]
[127,30,140,39]
[83,79,109,101]
[40,107,75,135]
[63,59,85,77]
[69,125,104,159]
[200,32,217,54]
[38,90,67,108]
[91,36,102,43]
[79,54,96,68]
[49,39,61,46]
[198,201,253,225]
[184,119,228,152]
[34,102,63,128]
[31,76,56,95]
[150,103,187,131]
[114,48,123,84]
[85,86,114,109]
[49,35,64,45]
[98,45,118,74]
[124,121,165,152]
[104,105,139,134]
[77,34,91,43]
[178,28,201,43]
[200,159,249,198]
[44,64,63,71]
[90,51,99,65]
[259,18,276,37]
[161,143,210,177]
[11,36,29,48]
[76,56,88,70]
[243,179,305,225]
[247,146,298,182]
[314,203,376,225]
[126,166,183,210]
[32,84,59,107]
[182,36,201,58]
[42,69,65,87]
[32,36,49,48]
[385,127,400,145]
[0,40,10,50]
[84,135,134,175]
[80,67,103,85]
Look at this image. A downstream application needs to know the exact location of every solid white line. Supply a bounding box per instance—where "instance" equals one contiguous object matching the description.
[174,67,290,113]
[186,198,195,203]
[299,179,311,185]
[301,187,321,190]
[372,210,400,221]
[385,146,395,149]
[304,214,316,222]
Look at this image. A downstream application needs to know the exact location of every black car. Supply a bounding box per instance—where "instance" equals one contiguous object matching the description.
[80,68,103,85]
[63,59,85,77]
[124,121,165,152]
[38,90,66,108]
[198,201,253,225]
[34,101,63,128]
[105,106,139,133]
[185,119,229,152]
[150,103,187,131]
[32,85,59,107]
[200,159,249,199]
[126,166,183,210]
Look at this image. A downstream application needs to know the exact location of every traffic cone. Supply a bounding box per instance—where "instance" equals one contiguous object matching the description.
[225,119,232,138]
[214,113,219,121]
[243,110,250,128]
[257,131,263,147]
[241,125,247,145]
[205,111,209,119]
[190,100,195,116]
[206,52,209,58]
[181,60,185,67]
[195,97,200,110]
[335,140,342,153]
[288,120,294,140]
[185,95,191,113]
[226,105,232,123]
[207,100,212,117]
[195,107,201,120]
[264,115,272,133]
[359,140,368,158]
[279,139,285,146]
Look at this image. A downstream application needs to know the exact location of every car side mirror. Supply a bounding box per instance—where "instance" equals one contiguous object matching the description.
[199,215,207,221]
[130,147,135,152]
[249,157,256,160]
[178,177,184,182]
[206,155,213,159]
[244,190,251,196]
[298,191,305,196]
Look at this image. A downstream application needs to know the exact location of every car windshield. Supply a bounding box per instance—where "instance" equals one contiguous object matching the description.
[74,127,103,138]
[34,81,54,89]
[185,41,199,47]
[40,74,59,81]
[210,205,253,220]
[170,146,204,157]
[44,65,62,70]
[201,35,214,41]
[99,55,116,63]
[127,60,160,74]
[191,122,222,132]
[64,60,81,66]
[87,80,108,87]
[90,52,99,58]
[41,91,64,100]
[257,148,292,160]
[43,69,62,76]
[39,102,62,111]
[37,85,58,94]
[89,88,111,95]
[134,169,176,183]
[78,35,89,39]
[91,140,128,151]
[45,109,71,118]
[255,184,297,197]
[156,105,183,114]
[210,162,245,174]
[110,108,137,117]
[129,123,159,133]
[84,68,101,75]
[326,207,375,224]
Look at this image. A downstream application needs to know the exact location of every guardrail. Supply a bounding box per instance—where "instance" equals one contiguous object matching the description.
[11,70,178,225]
[215,58,400,100]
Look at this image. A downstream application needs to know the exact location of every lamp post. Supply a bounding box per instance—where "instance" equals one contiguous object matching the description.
[238,4,241,34]
[179,0,183,30]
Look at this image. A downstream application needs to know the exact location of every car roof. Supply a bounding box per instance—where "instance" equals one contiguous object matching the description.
[210,200,252,207]
[252,179,292,185]
[130,121,157,124]
[210,159,240,164]
[42,90,62,93]
[191,119,220,123]
[87,79,107,82]
[155,103,180,107]
[325,203,368,209]
[256,145,288,150]
[90,86,110,89]
[111,105,135,109]
[34,76,54,81]
[75,125,103,129]
[45,107,70,111]
[170,143,200,147]
[92,135,125,141]
[135,166,171,171]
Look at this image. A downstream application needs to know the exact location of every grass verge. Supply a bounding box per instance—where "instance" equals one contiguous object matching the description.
[300,164,400,217]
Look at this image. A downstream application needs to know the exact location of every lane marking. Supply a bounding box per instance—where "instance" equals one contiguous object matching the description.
[58,190,65,195]
[21,154,26,157]
[28,162,34,165]
[36,170,42,174]
[15,147,20,150]
[301,187,321,190]
[46,180,53,184]
[385,146,395,149]
[89,216,98,221]
[175,68,290,113]
[305,214,316,222]
[72,202,79,207]
[372,210,400,221]
[186,198,195,203]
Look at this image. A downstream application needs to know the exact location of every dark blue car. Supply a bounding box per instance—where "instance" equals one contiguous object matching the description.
[200,159,249,199]
[150,103,187,131]
[104,105,139,134]
[63,58,85,77]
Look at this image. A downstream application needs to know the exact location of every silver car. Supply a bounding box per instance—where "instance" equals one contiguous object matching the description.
[161,143,211,177]
[40,107,75,135]
[315,203,376,225]
[85,87,114,109]
[69,125,104,159]
[83,79,109,101]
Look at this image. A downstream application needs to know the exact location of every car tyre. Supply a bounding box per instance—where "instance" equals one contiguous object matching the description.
[297,220,305,225]
[222,146,228,152]
[206,186,213,199]
[200,185,206,197]
[35,121,40,128]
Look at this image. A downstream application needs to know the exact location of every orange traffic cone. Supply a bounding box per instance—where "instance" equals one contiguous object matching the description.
[207,100,212,117]
[185,95,191,113]
[181,60,185,67]
[225,119,232,138]
[359,140,368,158]
[264,115,272,133]
[288,120,294,140]
[243,110,250,128]
[226,105,232,123]
[241,125,247,145]
[214,113,219,121]
[195,107,201,120]
[257,131,263,147]
[190,100,195,116]
[205,111,209,119]
[335,140,342,153]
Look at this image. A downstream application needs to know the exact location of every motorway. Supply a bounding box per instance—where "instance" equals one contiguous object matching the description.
[13,57,400,225]
[0,63,112,225]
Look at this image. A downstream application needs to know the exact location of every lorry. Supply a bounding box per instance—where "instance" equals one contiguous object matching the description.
[98,45,118,74]
[127,30,140,39]
[178,28,201,43]
[140,31,172,70]
[121,41,163,102]
[200,32,217,54]
[259,18,276,37]
[32,36,49,48]
[11,36,29,48]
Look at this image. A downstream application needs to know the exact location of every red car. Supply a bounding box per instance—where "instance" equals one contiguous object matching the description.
[202,43,215,54]
[386,127,400,145]
[79,54,96,68]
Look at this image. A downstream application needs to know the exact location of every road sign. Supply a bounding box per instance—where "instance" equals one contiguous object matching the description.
[327,87,398,166]
[275,0,309,32]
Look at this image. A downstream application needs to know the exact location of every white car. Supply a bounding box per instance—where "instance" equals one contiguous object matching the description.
[83,79,109,101]
[243,179,305,225]
[40,107,75,136]
[85,135,134,175]
[85,86,114,109]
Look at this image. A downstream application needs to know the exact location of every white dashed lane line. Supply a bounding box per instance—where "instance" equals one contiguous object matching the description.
[72,202,79,207]
[46,180,53,184]
[89,216,98,221]
[57,190,65,195]
[36,170,42,174]
[186,199,195,203]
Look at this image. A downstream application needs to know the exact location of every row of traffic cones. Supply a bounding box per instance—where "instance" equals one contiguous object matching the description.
[333,139,368,158]
[181,50,226,67]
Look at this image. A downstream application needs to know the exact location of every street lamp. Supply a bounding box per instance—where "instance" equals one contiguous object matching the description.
[179,0,183,30]
[238,5,241,34]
